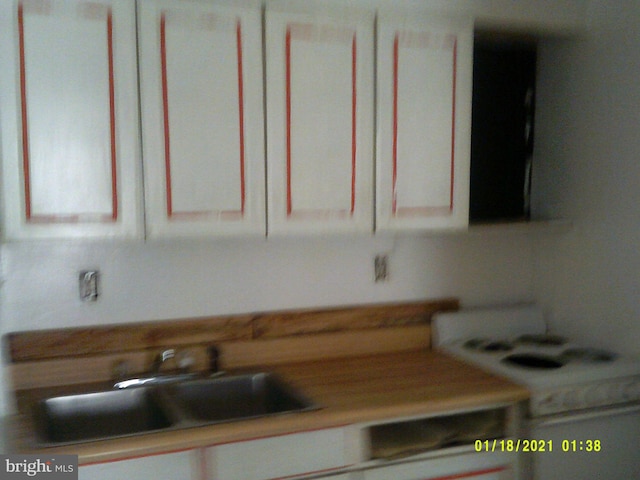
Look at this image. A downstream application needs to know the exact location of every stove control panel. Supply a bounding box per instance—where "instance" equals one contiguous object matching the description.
[531,376,640,416]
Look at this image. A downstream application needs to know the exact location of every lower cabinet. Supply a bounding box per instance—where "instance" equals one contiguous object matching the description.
[78,448,513,480]
[77,410,520,480]
[79,450,200,480]
[206,427,351,480]
[359,452,515,480]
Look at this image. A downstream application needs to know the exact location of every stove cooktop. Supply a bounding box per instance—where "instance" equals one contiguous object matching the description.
[433,306,640,416]
[461,335,617,370]
[441,336,640,416]
[442,336,637,388]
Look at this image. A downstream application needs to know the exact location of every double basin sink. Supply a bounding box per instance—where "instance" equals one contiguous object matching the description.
[33,372,319,446]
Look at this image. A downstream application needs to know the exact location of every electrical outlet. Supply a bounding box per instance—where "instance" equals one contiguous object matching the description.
[79,270,99,301]
[374,255,389,282]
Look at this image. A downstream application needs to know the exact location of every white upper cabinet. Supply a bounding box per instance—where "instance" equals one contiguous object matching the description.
[265,1,374,235]
[1,0,477,241]
[0,0,142,240]
[138,0,266,238]
[375,10,473,232]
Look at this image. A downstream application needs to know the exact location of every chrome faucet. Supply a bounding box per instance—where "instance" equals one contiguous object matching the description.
[113,348,196,389]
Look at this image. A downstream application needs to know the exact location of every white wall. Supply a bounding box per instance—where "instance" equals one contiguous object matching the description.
[0,235,534,330]
[533,0,640,355]
[0,233,535,414]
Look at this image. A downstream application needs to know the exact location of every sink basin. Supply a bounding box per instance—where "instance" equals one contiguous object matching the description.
[169,372,318,423]
[32,372,318,446]
[34,387,175,445]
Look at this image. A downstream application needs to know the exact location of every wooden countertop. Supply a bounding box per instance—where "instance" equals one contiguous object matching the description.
[5,350,529,465]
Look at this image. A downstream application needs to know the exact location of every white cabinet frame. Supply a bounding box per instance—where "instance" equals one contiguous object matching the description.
[79,450,201,480]
[376,11,473,232]
[0,0,142,240]
[266,1,374,235]
[138,0,266,238]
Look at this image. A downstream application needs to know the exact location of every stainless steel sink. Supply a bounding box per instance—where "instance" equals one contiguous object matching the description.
[33,372,318,446]
[34,387,175,445]
[168,372,318,423]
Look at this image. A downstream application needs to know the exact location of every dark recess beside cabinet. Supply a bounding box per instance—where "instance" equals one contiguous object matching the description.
[470,37,537,223]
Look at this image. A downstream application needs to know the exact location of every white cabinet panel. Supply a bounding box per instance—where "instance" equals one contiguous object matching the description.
[208,427,350,480]
[0,0,142,240]
[362,452,515,480]
[79,450,200,480]
[139,0,265,237]
[376,11,473,232]
[266,2,374,234]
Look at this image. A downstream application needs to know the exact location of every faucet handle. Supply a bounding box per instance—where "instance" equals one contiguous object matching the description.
[176,350,195,371]
[208,345,220,373]
[153,348,195,373]
[159,349,175,363]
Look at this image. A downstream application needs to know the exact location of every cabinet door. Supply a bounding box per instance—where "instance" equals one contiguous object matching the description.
[376,11,473,232]
[364,467,510,480]
[207,427,350,480]
[0,0,142,240]
[138,0,265,238]
[362,452,515,480]
[266,2,374,235]
[79,450,200,480]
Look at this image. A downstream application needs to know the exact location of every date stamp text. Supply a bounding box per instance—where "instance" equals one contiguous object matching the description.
[474,439,602,453]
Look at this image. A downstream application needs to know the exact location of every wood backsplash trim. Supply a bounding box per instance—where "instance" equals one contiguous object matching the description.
[223,325,433,368]
[5,315,254,363]
[252,298,459,338]
[5,298,459,363]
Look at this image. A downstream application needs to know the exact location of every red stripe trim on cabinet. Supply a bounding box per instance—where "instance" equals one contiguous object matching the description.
[449,36,457,211]
[79,446,197,467]
[160,13,173,218]
[236,20,246,215]
[350,33,357,215]
[18,2,117,223]
[285,25,358,218]
[426,466,507,480]
[391,33,399,215]
[106,9,118,220]
[17,2,31,220]
[285,27,293,216]
[257,465,352,480]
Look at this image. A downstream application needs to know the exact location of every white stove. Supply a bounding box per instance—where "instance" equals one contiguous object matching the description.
[433,305,640,480]
[433,304,640,417]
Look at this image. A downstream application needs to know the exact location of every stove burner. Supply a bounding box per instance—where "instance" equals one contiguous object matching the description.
[464,338,489,350]
[560,348,617,363]
[516,334,567,346]
[502,353,565,369]
[463,338,514,352]
[483,341,514,352]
